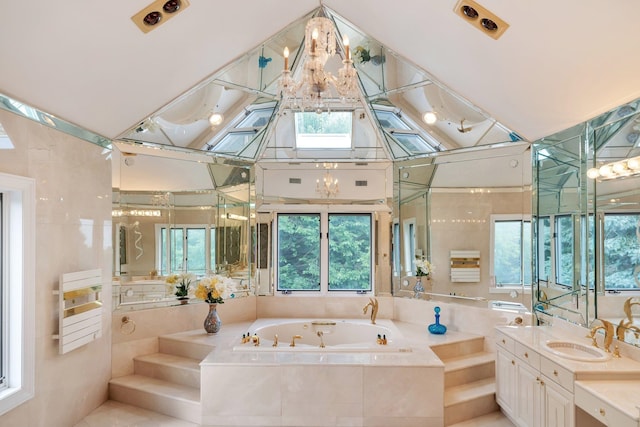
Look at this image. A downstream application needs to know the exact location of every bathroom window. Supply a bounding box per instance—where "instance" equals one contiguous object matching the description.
[0,173,35,414]
[294,112,352,149]
[491,215,531,287]
[276,212,373,293]
[277,214,321,291]
[328,214,372,291]
[603,213,640,290]
[157,224,214,275]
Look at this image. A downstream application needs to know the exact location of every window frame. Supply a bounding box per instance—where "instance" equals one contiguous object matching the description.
[155,223,216,275]
[0,172,35,415]
[275,211,374,295]
[490,214,532,288]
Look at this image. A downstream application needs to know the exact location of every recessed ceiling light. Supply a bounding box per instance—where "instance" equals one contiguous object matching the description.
[209,112,224,127]
[453,0,509,40]
[423,111,438,125]
[461,5,479,19]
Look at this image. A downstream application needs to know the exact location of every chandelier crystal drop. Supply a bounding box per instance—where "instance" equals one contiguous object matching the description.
[278,16,360,112]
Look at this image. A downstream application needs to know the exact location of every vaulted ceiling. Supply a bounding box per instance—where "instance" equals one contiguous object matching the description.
[2,0,640,151]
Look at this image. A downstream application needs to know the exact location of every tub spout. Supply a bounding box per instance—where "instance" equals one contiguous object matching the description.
[290,335,302,347]
[317,331,325,348]
[362,297,379,324]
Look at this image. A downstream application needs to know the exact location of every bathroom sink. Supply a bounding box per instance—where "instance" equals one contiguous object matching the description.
[541,340,610,362]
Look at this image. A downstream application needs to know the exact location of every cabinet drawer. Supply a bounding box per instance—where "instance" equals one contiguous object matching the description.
[540,357,573,392]
[496,331,515,353]
[575,385,636,427]
[515,341,540,370]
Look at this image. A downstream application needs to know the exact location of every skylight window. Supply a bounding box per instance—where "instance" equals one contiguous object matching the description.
[294,112,352,149]
[0,123,13,150]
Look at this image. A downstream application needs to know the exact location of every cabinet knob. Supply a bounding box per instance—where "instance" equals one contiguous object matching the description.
[511,360,515,365]
[553,369,558,376]
[524,352,529,358]
[536,376,540,382]
[599,408,606,416]
[540,380,545,386]
[502,339,506,344]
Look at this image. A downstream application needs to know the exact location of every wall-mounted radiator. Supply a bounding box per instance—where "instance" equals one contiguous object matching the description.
[450,250,480,282]
[53,269,103,354]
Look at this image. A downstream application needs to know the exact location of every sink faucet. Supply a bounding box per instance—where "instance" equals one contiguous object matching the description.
[290,335,302,347]
[362,297,379,324]
[616,320,640,341]
[623,297,640,323]
[587,319,614,352]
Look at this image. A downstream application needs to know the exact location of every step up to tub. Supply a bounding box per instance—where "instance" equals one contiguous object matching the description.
[134,353,201,388]
[444,377,498,426]
[430,336,485,360]
[109,374,201,424]
[158,335,214,360]
[443,351,496,388]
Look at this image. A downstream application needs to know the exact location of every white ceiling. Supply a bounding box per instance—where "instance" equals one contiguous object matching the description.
[2,0,640,143]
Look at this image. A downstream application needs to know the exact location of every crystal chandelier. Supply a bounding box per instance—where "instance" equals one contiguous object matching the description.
[278,15,359,112]
[316,162,339,197]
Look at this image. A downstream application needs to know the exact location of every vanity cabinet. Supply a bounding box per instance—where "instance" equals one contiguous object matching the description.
[496,331,574,427]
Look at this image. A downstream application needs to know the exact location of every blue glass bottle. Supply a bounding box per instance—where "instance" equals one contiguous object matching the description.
[428,306,447,335]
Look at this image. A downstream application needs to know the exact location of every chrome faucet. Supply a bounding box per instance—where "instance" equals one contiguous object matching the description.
[290,335,302,347]
[363,297,379,324]
[587,318,614,352]
[317,331,325,348]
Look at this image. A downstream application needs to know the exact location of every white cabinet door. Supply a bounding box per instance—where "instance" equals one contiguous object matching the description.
[543,377,574,427]
[516,361,542,427]
[496,349,516,419]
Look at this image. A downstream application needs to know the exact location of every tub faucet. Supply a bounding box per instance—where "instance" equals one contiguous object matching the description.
[290,335,302,347]
[362,297,379,324]
[272,334,278,347]
[587,319,614,352]
[317,331,325,348]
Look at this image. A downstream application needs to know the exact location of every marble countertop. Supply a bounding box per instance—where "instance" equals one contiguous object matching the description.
[496,325,640,377]
[575,380,640,423]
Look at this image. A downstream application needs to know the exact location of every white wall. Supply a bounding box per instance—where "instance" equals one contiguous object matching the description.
[0,110,112,427]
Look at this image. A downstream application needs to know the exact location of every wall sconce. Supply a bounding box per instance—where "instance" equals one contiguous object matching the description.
[225,213,248,221]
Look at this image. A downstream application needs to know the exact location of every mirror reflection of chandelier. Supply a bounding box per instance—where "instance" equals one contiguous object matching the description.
[316,162,339,197]
[278,15,359,113]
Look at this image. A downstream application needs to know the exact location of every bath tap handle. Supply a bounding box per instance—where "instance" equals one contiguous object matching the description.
[273,334,278,347]
[290,335,302,347]
[317,331,325,348]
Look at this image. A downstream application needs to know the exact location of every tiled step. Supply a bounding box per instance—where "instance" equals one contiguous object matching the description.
[109,374,201,424]
[158,335,214,360]
[134,353,201,388]
[444,377,499,426]
[444,351,495,388]
[431,336,485,361]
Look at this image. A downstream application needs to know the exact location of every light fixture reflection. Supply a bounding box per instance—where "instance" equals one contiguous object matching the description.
[422,111,438,125]
[209,112,224,127]
[588,156,640,180]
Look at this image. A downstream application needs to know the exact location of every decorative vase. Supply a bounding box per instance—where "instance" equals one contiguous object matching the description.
[413,277,425,298]
[204,303,222,334]
[428,306,447,335]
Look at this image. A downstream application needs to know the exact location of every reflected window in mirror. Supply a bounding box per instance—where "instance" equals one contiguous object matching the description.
[603,213,640,290]
[555,215,574,287]
[491,215,531,287]
[537,217,552,282]
[158,224,215,275]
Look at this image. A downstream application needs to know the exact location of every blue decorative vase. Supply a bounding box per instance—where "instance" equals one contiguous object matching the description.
[428,306,447,335]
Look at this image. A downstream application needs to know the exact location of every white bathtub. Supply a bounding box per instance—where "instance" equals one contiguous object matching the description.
[233,318,412,352]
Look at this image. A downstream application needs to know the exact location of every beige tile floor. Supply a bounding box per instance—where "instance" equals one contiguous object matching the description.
[74,400,515,427]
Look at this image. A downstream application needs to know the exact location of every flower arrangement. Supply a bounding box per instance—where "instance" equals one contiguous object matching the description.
[195,275,228,304]
[353,46,371,64]
[166,273,194,299]
[415,259,434,277]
